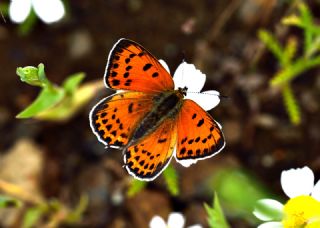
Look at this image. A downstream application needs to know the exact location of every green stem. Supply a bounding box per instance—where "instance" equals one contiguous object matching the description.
[271,56,320,86]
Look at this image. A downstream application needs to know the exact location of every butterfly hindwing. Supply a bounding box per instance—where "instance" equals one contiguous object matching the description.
[105,38,174,93]
[90,91,153,148]
[176,99,225,163]
[124,117,177,181]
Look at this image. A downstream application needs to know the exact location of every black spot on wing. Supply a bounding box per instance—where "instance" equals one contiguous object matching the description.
[112,79,120,86]
[197,118,204,127]
[158,138,167,143]
[128,103,134,113]
[143,63,152,71]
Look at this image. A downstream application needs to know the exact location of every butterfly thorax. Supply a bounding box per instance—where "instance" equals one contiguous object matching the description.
[130,89,185,144]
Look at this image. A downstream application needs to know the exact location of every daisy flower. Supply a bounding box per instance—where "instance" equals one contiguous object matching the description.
[253,166,320,228]
[9,0,65,24]
[149,212,202,228]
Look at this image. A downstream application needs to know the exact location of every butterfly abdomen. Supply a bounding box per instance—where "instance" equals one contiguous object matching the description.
[130,91,183,143]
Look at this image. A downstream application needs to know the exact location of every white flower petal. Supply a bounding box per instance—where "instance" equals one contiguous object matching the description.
[9,0,32,23]
[188,224,202,228]
[253,199,284,221]
[257,222,283,228]
[185,90,220,111]
[159,59,170,73]
[281,166,314,198]
[188,225,203,228]
[167,212,185,228]
[32,0,65,23]
[176,158,198,167]
[149,216,167,228]
[311,179,320,201]
[173,62,205,92]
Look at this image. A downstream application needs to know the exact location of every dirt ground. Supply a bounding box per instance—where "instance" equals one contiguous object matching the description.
[0,0,319,227]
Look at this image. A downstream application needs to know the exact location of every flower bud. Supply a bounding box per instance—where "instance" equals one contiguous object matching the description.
[16,64,47,87]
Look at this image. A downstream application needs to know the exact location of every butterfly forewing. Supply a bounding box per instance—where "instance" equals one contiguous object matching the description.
[105,39,174,93]
[176,99,225,162]
[90,91,154,148]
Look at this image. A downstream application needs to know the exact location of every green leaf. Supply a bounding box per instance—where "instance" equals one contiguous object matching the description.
[298,3,313,54]
[22,207,44,228]
[282,15,320,35]
[282,83,301,125]
[271,56,320,86]
[282,14,303,27]
[283,37,297,66]
[258,29,284,65]
[306,36,320,58]
[62,72,85,95]
[209,168,276,223]
[16,86,64,118]
[205,192,230,228]
[253,199,284,222]
[0,195,21,208]
[127,179,147,197]
[65,194,89,223]
[162,164,179,196]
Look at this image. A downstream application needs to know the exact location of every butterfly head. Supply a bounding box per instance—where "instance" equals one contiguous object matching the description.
[178,86,188,96]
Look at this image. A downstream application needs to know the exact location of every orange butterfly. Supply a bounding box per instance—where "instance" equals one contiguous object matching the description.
[89,38,225,181]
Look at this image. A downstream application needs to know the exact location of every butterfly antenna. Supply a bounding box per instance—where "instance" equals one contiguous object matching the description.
[186,91,229,99]
[219,94,229,99]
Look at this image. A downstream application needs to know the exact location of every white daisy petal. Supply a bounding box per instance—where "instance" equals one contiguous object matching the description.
[185,90,220,111]
[167,212,185,228]
[253,199,284,221]
[188,225,203,228]
[173,62,205,92]
[176,158,198,167]
[311,179,320,201]
[149,216,167,228]
[9,0,32,23]
[159,59,170,73]
[32,0,65,24]
[281,166,315,198]
[257,222,283,228]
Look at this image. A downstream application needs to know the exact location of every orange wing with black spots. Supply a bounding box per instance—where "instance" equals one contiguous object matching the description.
[90,91,154,148]
[176,99,225,163]
[124,117,177,181]
[105,38,174,93]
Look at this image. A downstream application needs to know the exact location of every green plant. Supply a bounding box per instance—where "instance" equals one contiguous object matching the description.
[0,195,22,208]
[258,3,320,125]
[127,164,179,197]
[127,179,147,197]
[16,63,103,121]
[204,192,230,228]
[0,179,88,227]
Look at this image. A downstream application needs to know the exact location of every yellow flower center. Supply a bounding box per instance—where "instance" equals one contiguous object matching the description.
[282,195,320,228]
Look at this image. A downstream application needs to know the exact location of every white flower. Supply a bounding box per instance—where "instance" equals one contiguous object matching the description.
[254,166,320,228]
[159,60,221,112]
[281,166,320,201]
[149,212,202,228]
[9,0,65,24]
